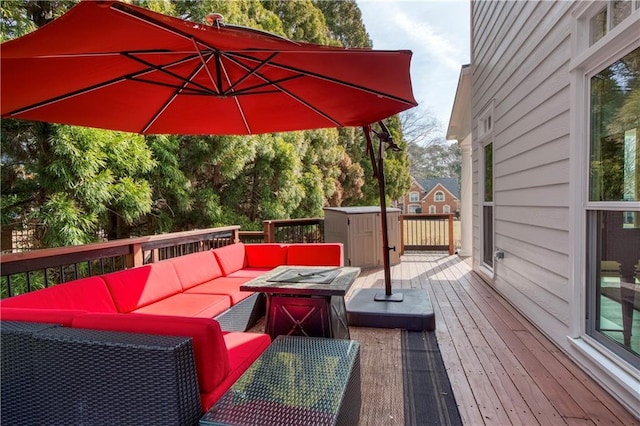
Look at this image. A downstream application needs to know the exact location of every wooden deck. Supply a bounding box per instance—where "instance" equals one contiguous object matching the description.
[347,253,638,425]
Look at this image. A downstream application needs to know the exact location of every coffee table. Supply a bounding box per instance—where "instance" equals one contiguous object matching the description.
[199,335,361,426]
[240,266,360,339]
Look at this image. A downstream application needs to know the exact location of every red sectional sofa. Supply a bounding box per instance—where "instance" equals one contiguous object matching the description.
[0,242,343,425]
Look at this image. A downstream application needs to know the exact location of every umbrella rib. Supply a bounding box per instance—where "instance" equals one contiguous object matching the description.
[217,54,252,134]
[220,54,343,127]
[123,52,220,96]
[223,52,279,95]
[4,52,218,117]
[227,51,416,106]
[192,37,220,93]
[141,55,209,133]
[111,2,413,104]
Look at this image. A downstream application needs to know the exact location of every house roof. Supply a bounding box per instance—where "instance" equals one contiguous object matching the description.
[416,177,460,199]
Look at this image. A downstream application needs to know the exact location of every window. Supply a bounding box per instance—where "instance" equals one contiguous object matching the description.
[587,46,640,365]
[428,205,436,214]
[408,204,421,214]
[483,142,494,269]
[409,192,419,202]
[589,1,639,45]
[443,205,451,214]
[434,191,445,202]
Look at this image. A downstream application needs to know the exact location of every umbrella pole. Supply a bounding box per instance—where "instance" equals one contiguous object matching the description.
[363,124,403,302]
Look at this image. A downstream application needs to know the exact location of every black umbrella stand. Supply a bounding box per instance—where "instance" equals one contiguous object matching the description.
[364,121,403,302]
[344,121,436,332]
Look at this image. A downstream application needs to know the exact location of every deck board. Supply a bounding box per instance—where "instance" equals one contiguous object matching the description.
[347,253,638,425]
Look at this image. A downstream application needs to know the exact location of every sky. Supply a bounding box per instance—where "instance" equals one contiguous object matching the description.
[357,0,470,139]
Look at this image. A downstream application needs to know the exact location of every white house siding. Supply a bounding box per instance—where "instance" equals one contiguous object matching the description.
[472,0,575,343]
[471,0,640,415]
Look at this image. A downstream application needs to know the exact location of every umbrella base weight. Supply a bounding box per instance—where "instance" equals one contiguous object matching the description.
[346,288,435,331]
[374,292,404,302]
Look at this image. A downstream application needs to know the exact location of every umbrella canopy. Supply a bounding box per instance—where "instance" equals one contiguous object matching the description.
[1,0,416,135]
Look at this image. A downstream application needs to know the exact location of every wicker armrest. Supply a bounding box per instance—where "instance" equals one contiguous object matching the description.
[1,321,61,422]
[2,323,202,426]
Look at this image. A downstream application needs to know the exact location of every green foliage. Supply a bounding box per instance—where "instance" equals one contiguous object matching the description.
[312,0,371,48]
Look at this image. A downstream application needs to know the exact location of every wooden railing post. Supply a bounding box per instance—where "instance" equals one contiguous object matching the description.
[263,221,275,243]
[448,214,454,255]
[128,242,144,268]
[400,215,405,255]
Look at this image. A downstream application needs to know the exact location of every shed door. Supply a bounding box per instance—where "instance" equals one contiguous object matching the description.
[347,213,380,268]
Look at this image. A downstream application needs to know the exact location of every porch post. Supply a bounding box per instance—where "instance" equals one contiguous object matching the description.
[459,134,473,257]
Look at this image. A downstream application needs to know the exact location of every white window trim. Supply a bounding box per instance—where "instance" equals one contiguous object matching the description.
[568,4,640,412]
[569,2,640,339]
[434,191,445,202]
[477,100,495,277]
[409,191,420,202]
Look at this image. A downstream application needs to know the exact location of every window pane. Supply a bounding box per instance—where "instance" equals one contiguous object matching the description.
[590,47,640,202]
[612,0,632,28]
[483,206,493,267]
[484,143,493,202]
[589,7,607,45]
[590,210,640,360]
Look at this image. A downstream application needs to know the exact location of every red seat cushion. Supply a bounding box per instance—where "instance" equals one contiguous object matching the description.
[244,244,288,268]
[185,277,253,304]
[286,243,344,267]
[0,276,117,313]
[212,243,247,276]
[131,293,231,318]
[169,251,223,291]
[201,331,271,410]
[72,313,232,394]
[102,262,183,312]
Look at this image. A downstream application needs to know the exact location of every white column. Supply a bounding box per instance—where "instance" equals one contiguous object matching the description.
[458,134,473,257]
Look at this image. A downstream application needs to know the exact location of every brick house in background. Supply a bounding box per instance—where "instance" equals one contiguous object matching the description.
[396,177,460,216]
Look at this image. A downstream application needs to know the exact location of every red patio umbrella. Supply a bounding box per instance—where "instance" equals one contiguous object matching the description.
[1,0,416,298]
[0,0,416,135]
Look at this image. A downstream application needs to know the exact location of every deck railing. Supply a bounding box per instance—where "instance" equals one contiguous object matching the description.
[261,218,324,243]
[400,214,455,255]
[0,226,239,298]
[1,215,456,298]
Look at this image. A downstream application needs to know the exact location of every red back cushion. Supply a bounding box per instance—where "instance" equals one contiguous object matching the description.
[244,244,288,268]
[286,243,344,267]
[102,262,183,313]
[169,251,223,291]
[0,307,87,326]
[0,276,117,313]
[212,243,247,276]
[72,313,231,393]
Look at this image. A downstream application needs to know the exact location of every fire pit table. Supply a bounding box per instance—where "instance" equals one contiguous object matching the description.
[240,266,360,339]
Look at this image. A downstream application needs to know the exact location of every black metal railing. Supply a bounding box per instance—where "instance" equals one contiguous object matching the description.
[0,226,240,298]
[263,218,324,243]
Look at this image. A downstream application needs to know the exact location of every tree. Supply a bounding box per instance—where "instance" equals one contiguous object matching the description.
[312,0,371,48]
[402,106,462,181]
[1,1,160,246]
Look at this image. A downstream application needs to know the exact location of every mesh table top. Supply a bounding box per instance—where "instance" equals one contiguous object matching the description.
[200,335,360,426]
[240,266,361,296]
